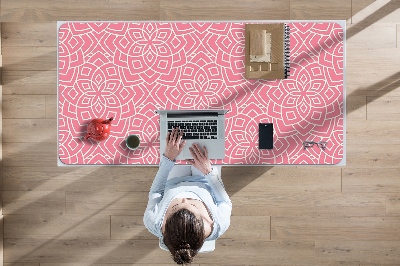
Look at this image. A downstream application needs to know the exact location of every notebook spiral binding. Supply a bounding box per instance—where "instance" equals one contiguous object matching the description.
[284,24,290,78]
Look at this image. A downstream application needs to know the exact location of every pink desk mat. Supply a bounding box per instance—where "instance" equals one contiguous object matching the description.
[58,22,344,165]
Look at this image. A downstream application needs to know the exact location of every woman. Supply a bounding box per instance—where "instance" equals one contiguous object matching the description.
[144,127,232,264]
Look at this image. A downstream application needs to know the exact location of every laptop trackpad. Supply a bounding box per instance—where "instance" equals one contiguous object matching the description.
[178,140,218,160]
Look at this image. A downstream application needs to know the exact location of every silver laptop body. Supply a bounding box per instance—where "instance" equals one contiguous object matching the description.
[156,109,228,160]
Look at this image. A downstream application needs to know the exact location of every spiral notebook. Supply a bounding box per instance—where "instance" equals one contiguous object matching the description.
[245,23,290,79]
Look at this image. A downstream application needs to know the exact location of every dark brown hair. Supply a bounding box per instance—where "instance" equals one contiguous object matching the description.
[163,208,206,265]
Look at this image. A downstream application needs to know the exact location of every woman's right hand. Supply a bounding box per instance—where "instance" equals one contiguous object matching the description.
[186,144,212,175]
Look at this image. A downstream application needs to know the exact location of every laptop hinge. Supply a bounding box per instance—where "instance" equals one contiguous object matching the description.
[167,112,219,118]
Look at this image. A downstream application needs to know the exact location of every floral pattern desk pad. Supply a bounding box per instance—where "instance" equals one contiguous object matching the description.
[58,21,344,165]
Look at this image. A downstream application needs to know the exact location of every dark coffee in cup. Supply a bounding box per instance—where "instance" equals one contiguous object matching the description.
[126,135,140,150]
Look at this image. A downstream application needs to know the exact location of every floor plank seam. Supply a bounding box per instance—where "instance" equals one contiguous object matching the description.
[270,216,272,241]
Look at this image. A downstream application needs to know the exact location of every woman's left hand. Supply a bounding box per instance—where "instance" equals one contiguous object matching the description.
[164,127,186,161]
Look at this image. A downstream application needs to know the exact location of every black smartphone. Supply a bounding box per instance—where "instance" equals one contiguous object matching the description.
[259,123,273,149]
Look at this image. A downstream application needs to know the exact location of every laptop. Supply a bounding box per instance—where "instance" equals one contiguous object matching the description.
[156,109,228,160]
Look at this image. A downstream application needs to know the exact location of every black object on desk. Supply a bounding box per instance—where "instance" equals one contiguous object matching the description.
[259,123,273,149]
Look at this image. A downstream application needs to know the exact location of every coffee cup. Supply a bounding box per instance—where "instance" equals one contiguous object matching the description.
[126,134,140,150]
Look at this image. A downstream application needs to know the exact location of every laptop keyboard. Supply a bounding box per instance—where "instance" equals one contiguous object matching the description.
[168,120,218,139]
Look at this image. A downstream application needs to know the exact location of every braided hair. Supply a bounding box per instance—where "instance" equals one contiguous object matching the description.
[163,208,206,264]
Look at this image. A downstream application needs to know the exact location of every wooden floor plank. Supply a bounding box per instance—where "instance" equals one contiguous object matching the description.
[290,0,351,20]
[223,166,341,194]
[351,0,375,24]
[347,120,400,144]
[2,95,46,119]
[160,0,290,20]
[367,96,400,120]
[222,216,270,240]
[2,166,112,192]
[0,0,161,21]
[2,119,56,142]
[66,191,148,216]
[1,70,56,95]
[111,216,153,240]
[198,239,316,265]
[232,192,386,217]
[346,49,400,96]
[343,168,400,193]
[316,240,400,264]
[4,238,316,265]
[2,191,65,215]
[3,238,162,264]
[2,142,57,167]
[111,167,158,192]
[347,23,397,49]
[2,166,156,192]
[4,214,110,240]
[1,22,56,47]
[346,143,400,168]
[41,264,198,266]
[2,47,56,71]
[4,263,40,266]
[273,216,400,241]
[351,0,400,25]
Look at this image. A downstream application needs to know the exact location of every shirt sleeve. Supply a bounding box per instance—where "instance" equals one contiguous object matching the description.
[205,167,232,238]
[143,155,175,237]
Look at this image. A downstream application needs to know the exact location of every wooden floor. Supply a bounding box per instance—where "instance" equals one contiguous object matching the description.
[1,0,400,265]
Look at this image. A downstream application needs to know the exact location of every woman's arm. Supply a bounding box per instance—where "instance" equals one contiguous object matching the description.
[143,155,175,236]
[143,128,186,236]
[205,167,232,237]
[186,144,232,237]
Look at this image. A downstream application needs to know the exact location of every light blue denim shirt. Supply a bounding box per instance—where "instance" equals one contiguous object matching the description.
[144,155,232,241]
